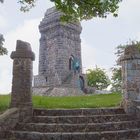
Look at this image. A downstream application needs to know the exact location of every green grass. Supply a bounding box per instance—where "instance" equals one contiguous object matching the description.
[0,95,11,113]
[33,93,122,109]
[0,93,122,113]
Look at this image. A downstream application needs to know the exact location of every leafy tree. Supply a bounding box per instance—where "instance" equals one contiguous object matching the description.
[115,45,126,58]
[86,67,110,90]
[0,0,122,55]
[0,34,7,55]
[0,1,7,55]
[18,0,122,22]
[110,44,125,92]
[111,67,122,92]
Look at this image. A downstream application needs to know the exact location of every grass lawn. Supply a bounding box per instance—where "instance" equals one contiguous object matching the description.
[0,95,11,113]
[0,93,122,113]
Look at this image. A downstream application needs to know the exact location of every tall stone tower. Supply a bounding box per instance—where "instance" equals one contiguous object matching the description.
[33,7,86,96]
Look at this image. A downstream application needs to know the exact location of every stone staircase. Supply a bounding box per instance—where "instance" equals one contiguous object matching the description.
[2,108,140,140]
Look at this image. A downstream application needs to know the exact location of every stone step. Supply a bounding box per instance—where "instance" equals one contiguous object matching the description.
[33,108,125,116]
[0,131,7,139]
[7,129,140,140]
[15,121,140,133]
[127,139,140,140]
[32,114,135,124]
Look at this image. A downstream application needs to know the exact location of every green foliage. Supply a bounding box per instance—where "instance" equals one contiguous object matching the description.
[0,2,8,55]
[0,34,8,55]
[111,40,140,93]
[86,67,110,90]
[18,0,122,22]
[0,95,10,113]
[18,0,36,12]
[0,2,7,56]
[115,41,140,59]
[111,67,122,92]
[115,44,127,59]
[111,43,126,92]
[0,93,122,112]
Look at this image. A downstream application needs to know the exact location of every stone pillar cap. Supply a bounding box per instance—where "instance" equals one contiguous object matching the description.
[120,45,140,61]
[11,40,35,61]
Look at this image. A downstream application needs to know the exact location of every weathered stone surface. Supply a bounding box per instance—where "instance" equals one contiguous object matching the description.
[0,108,19,139]
[120,45,140,115]
[33,7,90,96]
[32,114,135,124]
[33,108,125,116]
[16,121,140,132]
[0,40,35,140]
[10,40,35,121]
[3,108,140,140]
[11,40,35,60]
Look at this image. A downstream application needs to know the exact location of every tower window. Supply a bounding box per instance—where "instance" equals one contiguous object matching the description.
[45,77,48,82]
[69,55,74,70]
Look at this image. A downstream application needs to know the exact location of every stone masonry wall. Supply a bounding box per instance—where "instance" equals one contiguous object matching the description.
[0,108,19,138]
[121,45,140,114]
[33,7,85,95]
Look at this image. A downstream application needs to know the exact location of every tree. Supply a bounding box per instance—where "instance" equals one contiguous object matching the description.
[18,0,122,22]
[111,67,122,92]
[110,44,125,92]
[0,34,7,55]
[0,1,7,55]
[86,67,110,90]
[0,0,122,55]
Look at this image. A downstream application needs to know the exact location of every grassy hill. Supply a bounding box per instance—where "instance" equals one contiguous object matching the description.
[0,93,122,113]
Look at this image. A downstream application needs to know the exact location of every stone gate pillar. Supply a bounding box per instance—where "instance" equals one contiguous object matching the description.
[10,40,35,121]
[120,45,140,114]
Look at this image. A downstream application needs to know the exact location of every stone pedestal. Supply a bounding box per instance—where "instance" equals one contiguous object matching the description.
[10,40,35,121]
[120,45,140,114]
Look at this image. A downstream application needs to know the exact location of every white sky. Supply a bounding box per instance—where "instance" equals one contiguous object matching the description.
[0,0,140,93]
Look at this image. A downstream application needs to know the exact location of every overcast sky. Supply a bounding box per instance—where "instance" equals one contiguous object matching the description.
[0,0,140,93]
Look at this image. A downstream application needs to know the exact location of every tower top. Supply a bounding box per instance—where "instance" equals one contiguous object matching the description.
[39,7,82,33]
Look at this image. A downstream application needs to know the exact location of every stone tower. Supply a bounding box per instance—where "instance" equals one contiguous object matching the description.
[33,7,86,96]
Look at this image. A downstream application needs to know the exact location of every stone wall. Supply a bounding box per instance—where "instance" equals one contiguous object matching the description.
[0,108,19,138]
[120,45,140,114]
